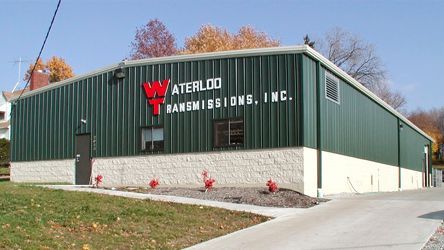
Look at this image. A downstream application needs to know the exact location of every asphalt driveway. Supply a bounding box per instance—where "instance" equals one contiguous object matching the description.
[188,188,444,250]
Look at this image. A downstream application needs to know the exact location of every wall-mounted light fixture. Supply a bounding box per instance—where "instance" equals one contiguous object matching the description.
[399,124,404,130]
[114,61,126,79]
[75,119,88,133]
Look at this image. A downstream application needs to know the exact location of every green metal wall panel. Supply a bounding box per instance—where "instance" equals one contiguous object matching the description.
[11,54,303,161]
[302,55,317,148]
[399,121,431,172]
[297,54,432,172]
[319,65,399,166]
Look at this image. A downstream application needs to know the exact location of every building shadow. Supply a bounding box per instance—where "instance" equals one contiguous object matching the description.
[418,210,444,220]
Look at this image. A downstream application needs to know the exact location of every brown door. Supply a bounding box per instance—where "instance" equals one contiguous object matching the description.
[75,134,91,185]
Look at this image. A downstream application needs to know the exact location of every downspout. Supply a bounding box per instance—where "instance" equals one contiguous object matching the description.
[316,61,323,198]
[398,119,402,191]
[428,143,432,187]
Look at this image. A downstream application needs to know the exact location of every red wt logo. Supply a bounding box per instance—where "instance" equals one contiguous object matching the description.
[142,79,170,115]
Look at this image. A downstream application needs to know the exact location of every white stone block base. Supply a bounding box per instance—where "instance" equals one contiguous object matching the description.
[10,159,75,184]
[92,148,305,192]
[9,148,425,197]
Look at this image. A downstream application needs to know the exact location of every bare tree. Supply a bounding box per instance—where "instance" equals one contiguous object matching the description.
[370,81,406,110]
[315,27,406,110]
[129,19,177,59]
[318,28,385,89]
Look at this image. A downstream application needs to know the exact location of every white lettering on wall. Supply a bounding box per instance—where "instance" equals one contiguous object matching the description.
[165,77,293,114]
[171,77,222,96]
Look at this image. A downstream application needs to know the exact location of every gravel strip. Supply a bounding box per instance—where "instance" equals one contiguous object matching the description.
[423,223,444,250]
[115,187,327,208]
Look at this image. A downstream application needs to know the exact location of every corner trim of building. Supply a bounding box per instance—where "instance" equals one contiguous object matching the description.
[315,60,323,197]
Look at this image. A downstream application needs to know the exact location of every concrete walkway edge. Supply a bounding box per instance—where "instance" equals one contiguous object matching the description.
[42,185,305,218]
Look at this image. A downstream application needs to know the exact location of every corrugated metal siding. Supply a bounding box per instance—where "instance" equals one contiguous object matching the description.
[302,55,317,148]
[319,66,399,166]
[11,54,303,161]
[309,61,432,170]
[399,121,431,172]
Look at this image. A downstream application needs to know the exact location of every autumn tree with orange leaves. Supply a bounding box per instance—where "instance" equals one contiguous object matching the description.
[182,25,280,54]
[408,109,444,158]
[24,56,74,83]
[128,19,279,58]
[26,58,46,76]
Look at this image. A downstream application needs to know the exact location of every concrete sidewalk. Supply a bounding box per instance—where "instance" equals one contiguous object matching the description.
[188,188,444,250]
[44,185,444,250]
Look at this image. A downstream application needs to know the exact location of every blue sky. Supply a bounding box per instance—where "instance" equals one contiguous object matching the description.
[1,0,443,111]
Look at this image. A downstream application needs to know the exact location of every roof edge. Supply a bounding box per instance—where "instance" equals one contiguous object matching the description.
[10,45,307,101]
[303,46,434,142]
[10,45,433,142]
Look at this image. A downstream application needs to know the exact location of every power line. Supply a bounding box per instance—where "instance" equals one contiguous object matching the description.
[13,0,62,106]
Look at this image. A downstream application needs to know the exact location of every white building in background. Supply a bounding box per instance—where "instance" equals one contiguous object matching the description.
[0,89,28,140]
[0,71,48,140]
[0,92,12,140]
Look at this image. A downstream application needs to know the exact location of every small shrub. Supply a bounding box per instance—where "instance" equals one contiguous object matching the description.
[204,178,215,191]
[0,139,10,166]
[149,178,159,189]
[94,175,103,188]
[266,178,278,193]
[202,170,215,192]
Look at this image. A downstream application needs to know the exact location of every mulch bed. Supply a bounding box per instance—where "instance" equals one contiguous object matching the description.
[423,224,444,250]
[116,187,328,208]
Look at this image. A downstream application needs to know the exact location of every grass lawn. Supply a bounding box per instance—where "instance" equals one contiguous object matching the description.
[0,182,268,249]
[0,167,9,175]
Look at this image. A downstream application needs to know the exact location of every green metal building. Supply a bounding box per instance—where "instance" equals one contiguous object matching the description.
[10,45,433,197]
